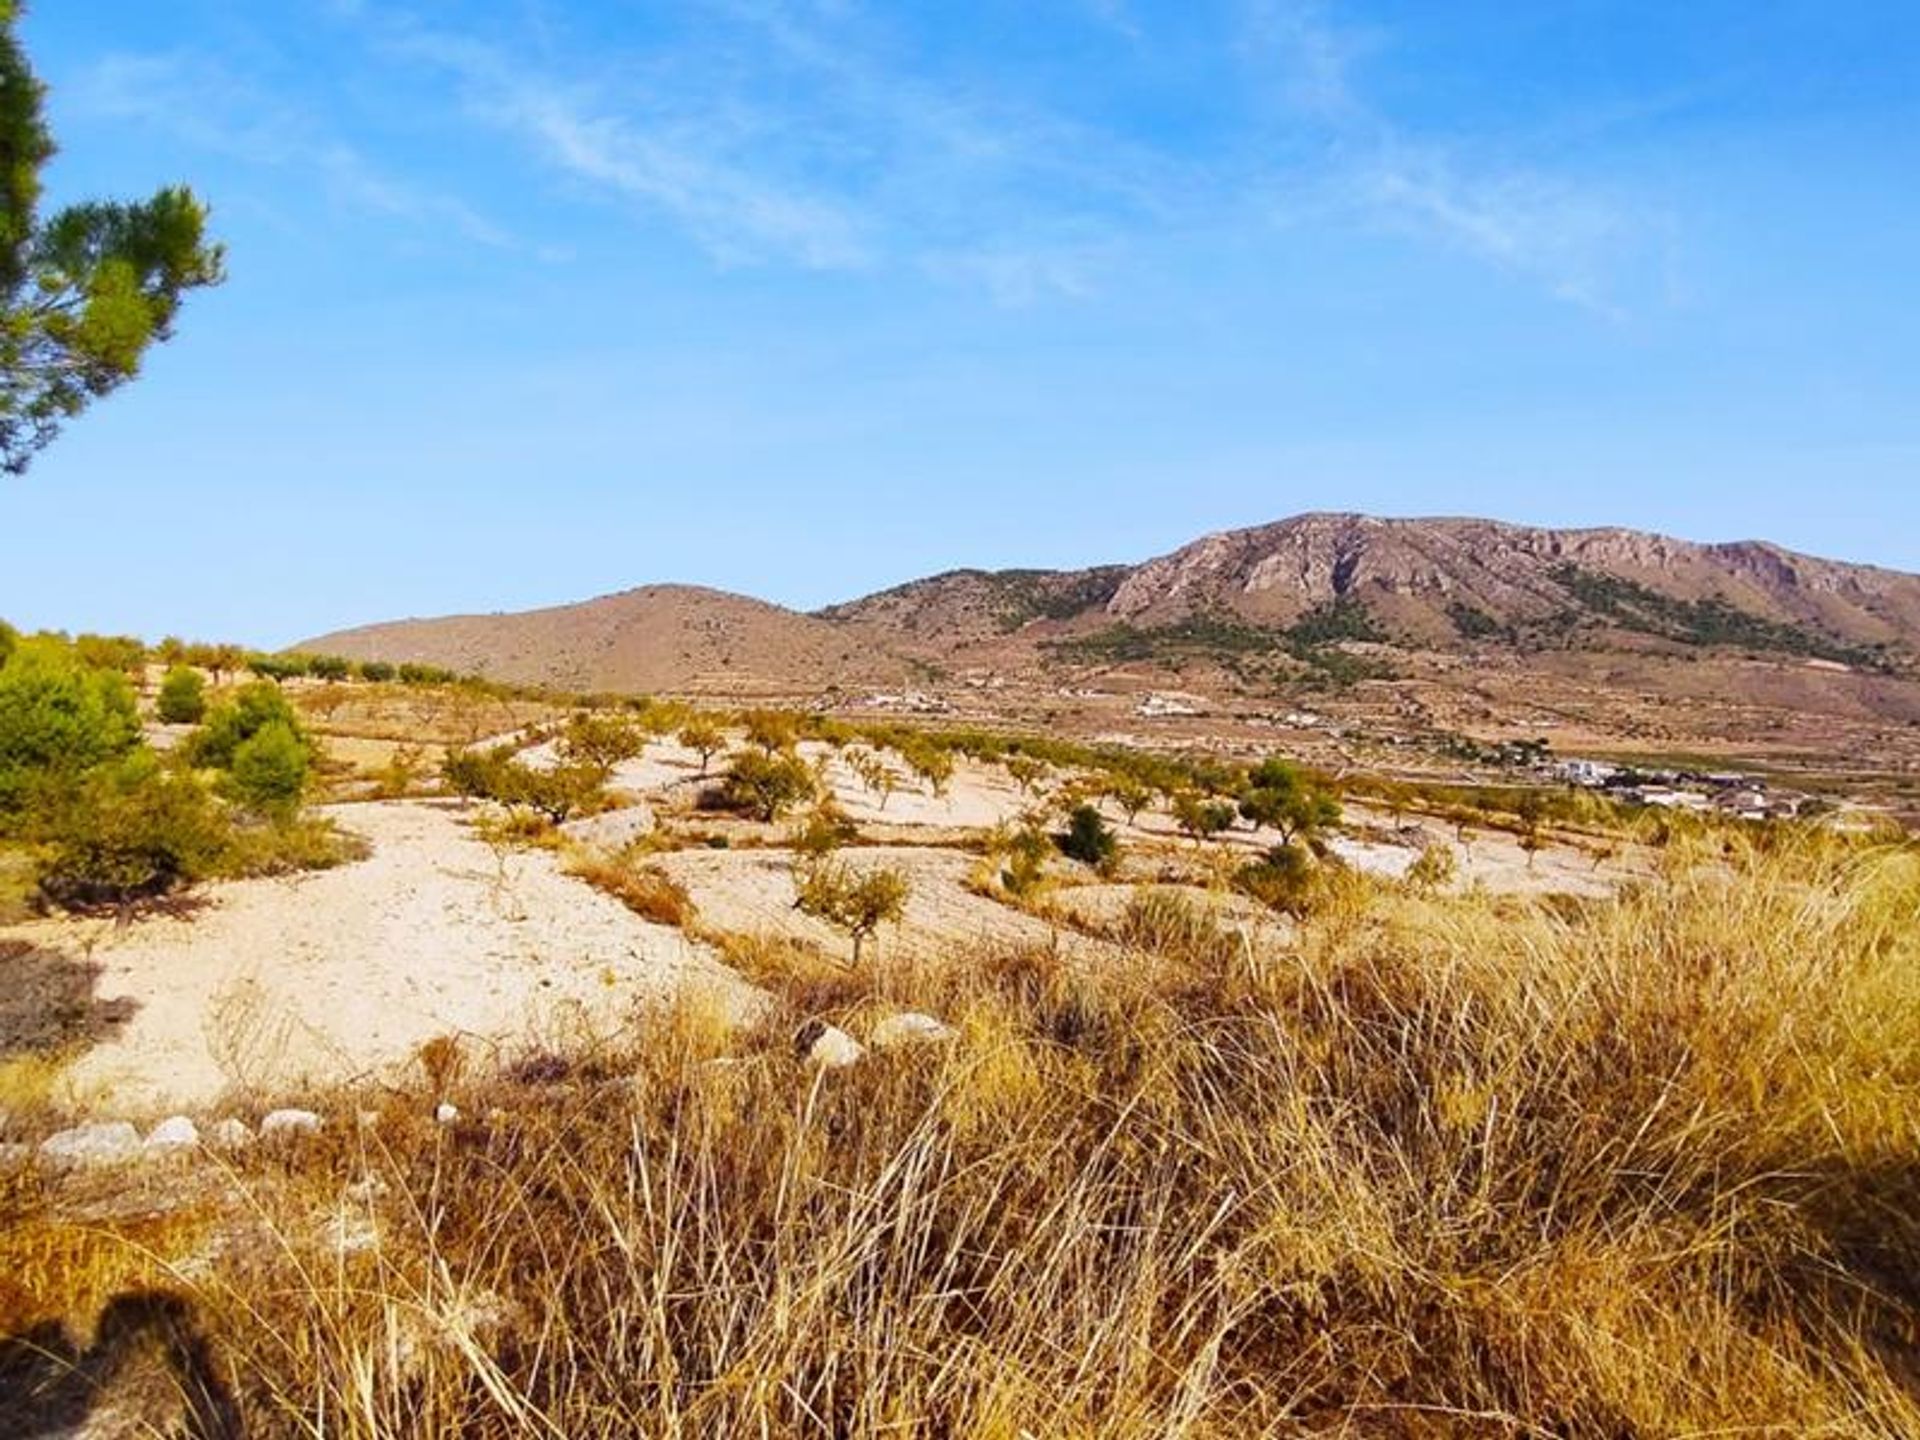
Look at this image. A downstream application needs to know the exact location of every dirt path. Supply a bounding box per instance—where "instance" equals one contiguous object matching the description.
[1,801,756,1114]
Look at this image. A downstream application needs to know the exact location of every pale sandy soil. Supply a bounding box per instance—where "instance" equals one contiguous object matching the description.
[651,846,1136,968]
[1,801,756,1114]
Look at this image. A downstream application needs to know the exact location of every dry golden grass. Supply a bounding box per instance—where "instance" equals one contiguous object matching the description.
[2,829,1917,1436]
[568,847,700,929]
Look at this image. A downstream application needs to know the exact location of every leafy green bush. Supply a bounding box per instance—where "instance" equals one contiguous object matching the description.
[226,720,309,816]
[35,752,227,908]
[0,619,15,666]
[1058,803,1120,873]
[0,637,140,817]
[187,681,306,770]
[441,745,603,824]
[1234,842,1322,916]
[307,654,351,682]
[1237,757,1341,845]
[721,749,816,822]
[359,660,395,683]
[155,664,207,724]
[248,652,310,681]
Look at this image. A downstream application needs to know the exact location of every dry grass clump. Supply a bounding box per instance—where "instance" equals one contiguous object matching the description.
[3,834,1918,1436]
[568,847,699,929]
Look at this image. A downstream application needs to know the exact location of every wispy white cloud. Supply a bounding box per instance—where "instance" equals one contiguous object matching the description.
[1242,0,1669,314]
[71,51,520,252]
[358,15,875,270]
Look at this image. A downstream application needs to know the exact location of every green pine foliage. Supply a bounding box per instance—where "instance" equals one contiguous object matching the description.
[0,635,140,814]
[226,719,310,816]
[0,3,224,472]
[155,664,206,724]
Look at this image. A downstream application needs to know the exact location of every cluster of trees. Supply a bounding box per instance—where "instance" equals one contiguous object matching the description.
[0,636,323,907]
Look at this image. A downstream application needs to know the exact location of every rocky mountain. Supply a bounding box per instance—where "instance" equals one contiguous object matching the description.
[303,515,1920,703]
[829,514,1920,672]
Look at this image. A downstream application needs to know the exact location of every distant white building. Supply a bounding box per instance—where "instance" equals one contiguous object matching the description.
[1557,759,1620,788]
[1137,692,1205,718]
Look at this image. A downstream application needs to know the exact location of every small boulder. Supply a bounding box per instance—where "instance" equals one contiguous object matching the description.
[144,1116,201,1154]
[40,1121,142,1168]
[795,1019,864,1069]
[870,1012,958,1049]
[261,1108,323,1140]
[435,1102,460,1125]
[207,1118,255,1150]
[560,804,656,851]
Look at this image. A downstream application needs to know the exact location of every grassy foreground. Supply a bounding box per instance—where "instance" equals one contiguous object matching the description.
[3,832,1918,1436]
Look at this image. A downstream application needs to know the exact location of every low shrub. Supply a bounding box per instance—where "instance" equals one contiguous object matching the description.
[155,665,207,725]
[1058,803,1120,873]
[187,682,307,771]
[34,754,227,909]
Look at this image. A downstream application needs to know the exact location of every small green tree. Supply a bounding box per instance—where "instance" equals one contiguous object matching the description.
[1173,791,1237,845]
[560,711,646,779]
[722,749,816,822]
[155,664,206,724]
[794,858,911,966]
[1237,757,1341,846]
[899,737,955,797]
[1101,775,1155,826]
[226,719,308,817]
[679,719,725,775]
[359,660,396,683]
[1005,755,1049,797]
[742,708,798,754]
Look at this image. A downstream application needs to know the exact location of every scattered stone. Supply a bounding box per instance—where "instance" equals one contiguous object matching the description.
[559,803,656,850]
[261,1108,323,1140]
[870,1012,958,1049]
[207,1117,254,1150]
[435,1102,460,1124]
[39,1121,142,1167]
[143,1116,200,1153]
[796,1019,864,1069]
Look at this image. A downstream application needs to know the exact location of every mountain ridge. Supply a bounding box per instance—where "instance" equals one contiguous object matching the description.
[302,512,1920,702]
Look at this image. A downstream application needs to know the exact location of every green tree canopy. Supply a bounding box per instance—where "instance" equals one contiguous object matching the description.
[0,2,224,473]
[0,634,139,814]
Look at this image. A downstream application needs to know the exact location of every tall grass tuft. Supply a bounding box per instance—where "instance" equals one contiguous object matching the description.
[3,835,1917,1435]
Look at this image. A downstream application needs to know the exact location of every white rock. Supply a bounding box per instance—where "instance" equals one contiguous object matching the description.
[261,1108,323,1139]
[870,1012,958,1049]
[207,1118,255,1149]
[559,804,656,850]
[39,1121,142,1167]
[435,1102,460,1124]
[144,1116,201,1153]
[798,1021,865,1069]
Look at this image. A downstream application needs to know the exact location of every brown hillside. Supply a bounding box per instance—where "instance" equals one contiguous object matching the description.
[303,585,909,698]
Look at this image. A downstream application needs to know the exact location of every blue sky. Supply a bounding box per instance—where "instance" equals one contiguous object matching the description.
[3,0,1917,647]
